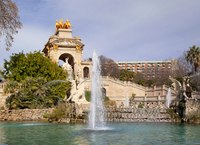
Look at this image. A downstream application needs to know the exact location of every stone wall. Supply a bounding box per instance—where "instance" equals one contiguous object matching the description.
[84,76,146,106]
[0,109,53,121]
[185,98,200,118]
[0,82,7,108]
[0,95,7,109]
[106,108,172,122]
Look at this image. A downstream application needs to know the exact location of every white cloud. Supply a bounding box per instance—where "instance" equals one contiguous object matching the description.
[0,23,52,67]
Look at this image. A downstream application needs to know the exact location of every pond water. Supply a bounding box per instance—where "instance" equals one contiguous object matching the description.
[0,122,200,145]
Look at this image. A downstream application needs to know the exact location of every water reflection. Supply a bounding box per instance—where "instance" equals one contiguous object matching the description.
[0,122,200,145]
[0,127,6,144]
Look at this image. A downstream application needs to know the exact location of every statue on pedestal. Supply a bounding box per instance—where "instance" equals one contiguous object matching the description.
[56,19,71,29]
[62,57,73,81]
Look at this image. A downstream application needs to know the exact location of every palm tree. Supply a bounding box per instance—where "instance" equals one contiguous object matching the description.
[185,45,200,73]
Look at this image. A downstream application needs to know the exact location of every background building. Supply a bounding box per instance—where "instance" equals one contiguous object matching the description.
[117,60,177,79]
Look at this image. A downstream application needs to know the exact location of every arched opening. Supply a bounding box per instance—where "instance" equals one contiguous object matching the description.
[83,67,89,78]
[58,53,74,70]
[102,88,106,98]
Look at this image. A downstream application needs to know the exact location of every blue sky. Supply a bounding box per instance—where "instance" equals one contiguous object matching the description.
[1,0,200,67]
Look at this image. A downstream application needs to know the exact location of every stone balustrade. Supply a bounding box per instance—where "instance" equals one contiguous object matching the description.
[101,76,146,90]
[105,107,171,122]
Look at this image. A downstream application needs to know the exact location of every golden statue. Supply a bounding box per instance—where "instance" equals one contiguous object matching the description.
[56,19,63,29]
[55,19,71,29]
[59,19,63,27]
[63,19,71,29]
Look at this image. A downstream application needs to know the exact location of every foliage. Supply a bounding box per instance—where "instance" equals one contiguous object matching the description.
[5,77,71,109]
[85,90,91,102]
[3,80,19,94]
[119,69,171,87]
[138,103,144,108]
[104,97,116,108]
[119,69,146,85]
[2,51,67,82]
[172,56,191,78]
[185,45,200,73]
[119,69,135,82]
[130,93,135,102]
[84,90,116,107]
[186,112,200,123]
[2,51,70,109]
[44,102,73,122]
[166,108,181,122]
[99,55,120,78]
[98,55,173,87]
[190,75,200,91]
[0,0,22,50]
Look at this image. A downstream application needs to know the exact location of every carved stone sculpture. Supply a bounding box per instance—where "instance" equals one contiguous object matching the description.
[62,57,73,80]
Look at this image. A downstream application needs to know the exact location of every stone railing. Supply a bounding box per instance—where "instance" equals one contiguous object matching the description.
[101,76,146,91]
[106,107,171,122]
[84,76,146,91]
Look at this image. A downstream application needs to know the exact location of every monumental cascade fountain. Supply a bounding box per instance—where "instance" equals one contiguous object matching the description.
[88,51,107,130]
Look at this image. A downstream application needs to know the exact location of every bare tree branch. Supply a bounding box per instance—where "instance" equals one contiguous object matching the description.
[0,0,22,50]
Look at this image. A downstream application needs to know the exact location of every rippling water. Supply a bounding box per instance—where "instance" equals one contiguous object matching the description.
[0,122,200,145]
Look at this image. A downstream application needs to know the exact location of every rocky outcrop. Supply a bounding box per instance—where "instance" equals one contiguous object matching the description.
[186,99,200,116]
[0,109,53,121]
[185,98,200,123]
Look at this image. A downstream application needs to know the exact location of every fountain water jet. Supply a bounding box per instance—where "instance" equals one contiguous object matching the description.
[88,50,107,130]
[166,88,172,108]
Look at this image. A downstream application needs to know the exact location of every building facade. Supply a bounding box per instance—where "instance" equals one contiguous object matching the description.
[117,60,177,79]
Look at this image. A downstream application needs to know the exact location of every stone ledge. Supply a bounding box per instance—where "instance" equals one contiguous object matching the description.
[0,109,53,121]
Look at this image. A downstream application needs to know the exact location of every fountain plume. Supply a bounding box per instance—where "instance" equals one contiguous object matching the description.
[88,50,106,130]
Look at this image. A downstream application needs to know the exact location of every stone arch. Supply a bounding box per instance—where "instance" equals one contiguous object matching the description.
[83,67,89,78]
[59,53,74,70]
[102,88,106,98]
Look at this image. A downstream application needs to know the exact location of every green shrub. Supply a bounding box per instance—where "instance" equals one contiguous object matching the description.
[45,103,73,122]
[166,108,181,122]
[5,77,70,109]
[85,90,91,102]
[186,112,200,123]
[138,103,144,108]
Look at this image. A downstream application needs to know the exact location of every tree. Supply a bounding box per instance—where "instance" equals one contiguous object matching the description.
[2,51,71,109]
[0,0,22,50]
[2,51,67,82]
[119,69,135,82]
[119,69,146,86]
[185,45,200,73]
[99,55,120,78]
[172,56,191,78]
